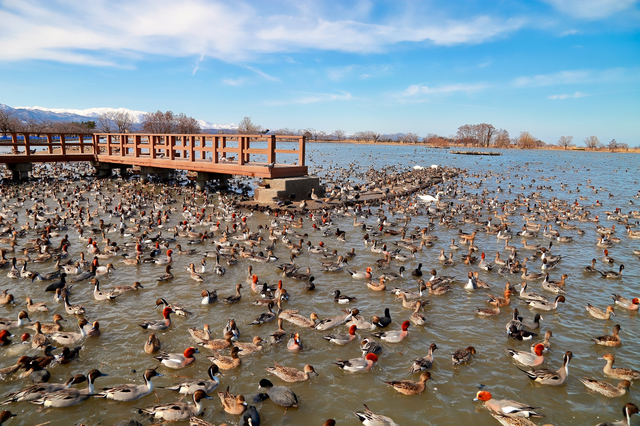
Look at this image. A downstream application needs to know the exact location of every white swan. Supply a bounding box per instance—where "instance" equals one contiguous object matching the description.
[417,192,444,204]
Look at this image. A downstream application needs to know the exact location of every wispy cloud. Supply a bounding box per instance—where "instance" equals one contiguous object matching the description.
[192,52,205,75]
[222,78,246,86]
[548,91,588,99]
[244,66,280,82]
[543,0,638,19]
[512,67,635,87]
[0,0,526,66]
[265,91,352,106]
[399,83,489,98]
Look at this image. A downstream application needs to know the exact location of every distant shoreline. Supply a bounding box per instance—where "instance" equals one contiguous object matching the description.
[307,139,640,153]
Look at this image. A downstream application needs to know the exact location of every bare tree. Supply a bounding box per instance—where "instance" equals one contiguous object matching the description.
[405,132,420,143]
[493,129,511,148]
[557,135,574,150]
[607,139,619,151]
[0,109,18,135]
[237,117,262,134]
[516,131,538,149]
[97,112,114,132]
[112,111,134,133]
[584,135,601,149]
[142,111,176,134]
[175,113,201,134]
[456,124,478,146]
[333,129,346,141]
[476,123,495,147]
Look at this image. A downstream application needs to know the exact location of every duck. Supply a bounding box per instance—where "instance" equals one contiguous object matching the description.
[233,336,264,356]
[223,283,243,304]
[397,293,428,310]
[601,353,640,380]
[31,369,107,408]
[138,390,211,421]
[156,298,192,317]
[287,332,303,351]
[410,302,427,326]
[139,307,173,331]
[519,350,572,385]
[372,308,392,328]
[279,310,318,328]
[217,387,247,415]
[156,265,174,282]
[584,258,599,273]
[611,294,639,311]
[473,391,544,418]
[50,319,88,345]
[410,263,423,277]
[348,267,372,279]
[207,346,242,370]
[144,333,161,354]
[489,412,537,426]
[265,362,318,383]
[334,353,378,372]
[541,273,566,294]
[592,324,622,346]
[0,311,30,330]
[410,343,438,373]
[385,371,432,395]
[367,276,387,291]
[257,378,298,409]
[163,364,220,395]
[112,281,144,295]
[531,330,553,353]
[505,344,545,367]
[323,325,358,345]
[96,368,162,401]
[0,373,86,404]
[519,283,548,303]
[153,249,173,265]
[200,289,217,305]
[63,295,85,316]
[586,304,615,320]
[451,346,476,365]
[154,347,198,369]
[360,337,382,357]
[25,297,48,313]
[333,289,357,304]
[197,332,233,351]
[595,403,639,426]
[92,278,118,301]
[527,295,565,311]
[599,264,624,279]
[315,309,355,331]
[579,377,630,398]
[26,314,65,334]
[372,320,410,343]
[0,290,13,306]
[354,404,399,426]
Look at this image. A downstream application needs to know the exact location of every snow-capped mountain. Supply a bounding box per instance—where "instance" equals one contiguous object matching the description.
[0,104,236,130]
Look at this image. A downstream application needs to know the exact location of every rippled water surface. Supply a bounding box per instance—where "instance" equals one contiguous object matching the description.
[0,145,639,426]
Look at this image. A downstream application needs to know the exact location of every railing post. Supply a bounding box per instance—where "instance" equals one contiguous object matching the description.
[24,133,30,156]
[119,134,125,156]
[299,135,306,166]
[213,137,219,163]
[10,133,18,154]
[221,137,226,161]
[60,134,66,155]
[150,135,156,159]
[268,135,275,164]
[78,134,84,153]
[47,134,53,154]
[135,135,141,158]
[169,136,175,160]
[190,136,195,162]
[238,136,244,165]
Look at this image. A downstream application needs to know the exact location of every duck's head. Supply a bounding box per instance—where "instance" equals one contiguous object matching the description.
[474,390,492,401]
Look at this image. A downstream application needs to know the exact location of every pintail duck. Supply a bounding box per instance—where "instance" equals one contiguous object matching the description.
[334,353,378,372]
[163,364,220,395]
[355,404,399,426]
[506,344,545,367]
[187,324,211,343]
[592,324,622,346]
[475,305,500,317]
[0,311,30,330]
[410,302,427,325]
[586,304,615,320]
[223,318,240,340]
[26,314,65,334]
[0,290,13,306]
[367,276,386,291]
[25,297,48,313]
[217,387,247,415]
[314,308,355,331]
[197,332,233,351]
[595,403,639,426]
[156,298,192,317]
[139,307,173,331]
[200,289,217,305]
[397,293,429,310]
[279,310,318,328]
[541,273,566,294]
[579,377,630,398]
[50,318,87,345]
[527,295,565,311]
[360,337,382,357]
[1,373,86,404]
[451,346,476,365]
[156,265,174,282]
[410,343,437,373]
[233,336,263,355]
[92,278,118,301]
[154,347,198,369]
[519,350,572,385]
[139,389,211,421]
[473,391,544,418]
[31,369,107,408]
[223,283,243,304]
[96,368,162,401]
[385,371,432,395]
[144,333,161,354]
[601,353,640,380]
[266,362,318,383]
[112,281,144,295]
[599,264,624,279]
[207,346,242,370]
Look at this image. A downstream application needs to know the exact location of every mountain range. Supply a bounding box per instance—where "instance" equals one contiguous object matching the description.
[0,104,237,131]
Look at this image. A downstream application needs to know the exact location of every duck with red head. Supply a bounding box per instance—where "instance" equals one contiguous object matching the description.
[139,307,173,331]
[154,347,198,369]
[473,390,544,418]
[371,320,410,343]
[334,353,378,372]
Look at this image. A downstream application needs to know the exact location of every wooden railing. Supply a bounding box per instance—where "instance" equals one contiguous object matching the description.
[0,133,95,155]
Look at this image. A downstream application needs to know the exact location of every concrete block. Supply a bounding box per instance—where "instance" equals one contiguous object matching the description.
[254,176,324,204]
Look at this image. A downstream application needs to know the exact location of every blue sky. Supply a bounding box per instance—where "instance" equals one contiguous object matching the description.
[1,0,639,145]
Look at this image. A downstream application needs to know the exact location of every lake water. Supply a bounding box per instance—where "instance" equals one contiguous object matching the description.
[0,144,639,425]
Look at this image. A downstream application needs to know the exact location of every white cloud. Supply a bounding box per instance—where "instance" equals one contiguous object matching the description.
[265,91,352,106]
[244,66,280,82]
[399,83,489,97]
[513,68,634,87]
[548,91,588,99]
[0,0,526,66]
[222,78,246,86]
[543,0,638,19]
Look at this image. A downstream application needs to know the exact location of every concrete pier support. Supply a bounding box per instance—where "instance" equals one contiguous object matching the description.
[254,176,324,204]
[93,162,129,178]
[140,166,170,184]
[195,172,229,191]
[6,162,32,181]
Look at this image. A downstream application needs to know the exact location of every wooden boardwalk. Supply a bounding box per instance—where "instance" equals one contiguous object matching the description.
[0,132,308,179]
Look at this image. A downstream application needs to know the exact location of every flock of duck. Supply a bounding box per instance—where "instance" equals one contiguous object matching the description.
[0,151,638,426]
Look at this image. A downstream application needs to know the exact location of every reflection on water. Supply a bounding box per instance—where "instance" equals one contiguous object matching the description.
[0,145,638,425]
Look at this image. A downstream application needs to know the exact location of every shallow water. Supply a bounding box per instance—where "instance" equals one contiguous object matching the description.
[0,145,638,426]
